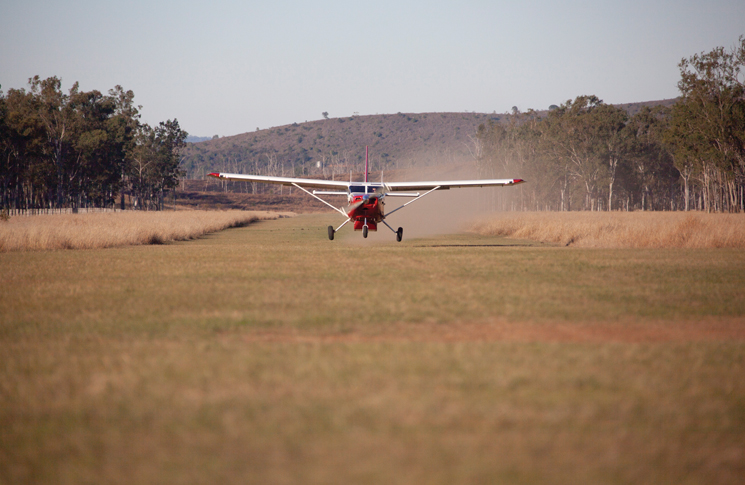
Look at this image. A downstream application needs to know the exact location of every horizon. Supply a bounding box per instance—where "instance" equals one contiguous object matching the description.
[186,99,677,140]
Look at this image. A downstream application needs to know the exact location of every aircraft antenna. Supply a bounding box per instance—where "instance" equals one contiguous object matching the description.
[365,146,369,183]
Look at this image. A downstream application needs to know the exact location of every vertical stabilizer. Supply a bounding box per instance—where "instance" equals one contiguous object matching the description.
[365,146,369,183]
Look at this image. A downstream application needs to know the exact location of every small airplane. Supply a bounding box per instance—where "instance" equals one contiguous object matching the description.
[208,147,524,242]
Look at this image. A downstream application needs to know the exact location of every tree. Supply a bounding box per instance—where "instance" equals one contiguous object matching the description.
[67,84,118,209]
[629,106,677,211]
[107,85,141,209]
[129,119,187,210]
[0,76,184,213]
[589,103,630,211]
[2,84,52,210]
[29,76,70,207]
[665,36,745,211]
[544,96,607,210]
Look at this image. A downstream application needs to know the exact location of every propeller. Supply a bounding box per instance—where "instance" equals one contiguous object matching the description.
[346,193,383,213]
[346,199,365,212]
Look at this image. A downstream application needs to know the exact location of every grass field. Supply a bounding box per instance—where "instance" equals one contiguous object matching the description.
[1,213,744,484]
[0,210,286,252]
[470,211,745,248]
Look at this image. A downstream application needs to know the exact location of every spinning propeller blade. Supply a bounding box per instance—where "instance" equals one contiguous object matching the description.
[346,193,382,213]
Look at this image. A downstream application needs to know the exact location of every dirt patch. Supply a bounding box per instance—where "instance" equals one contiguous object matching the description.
[231,318,745,344]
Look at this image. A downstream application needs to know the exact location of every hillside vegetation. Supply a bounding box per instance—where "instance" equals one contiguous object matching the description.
[473,39,745,213]
[181,112,495,179]
[182,101,676,181]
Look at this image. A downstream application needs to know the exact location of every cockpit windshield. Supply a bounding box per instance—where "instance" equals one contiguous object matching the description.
[349,185,381,194]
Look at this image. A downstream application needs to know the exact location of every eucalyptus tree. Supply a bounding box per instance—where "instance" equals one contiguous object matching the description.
[66,84,118,209]
[588,102,629,211]
[1,85,49,210]
[0,76,182,212]
[108,86,141,209]
[666,36,745,211]
[28,76,73,207]
[150,119,187,209]
[626,106,679,210]
[543,96,609,210]
[129,119,187,209]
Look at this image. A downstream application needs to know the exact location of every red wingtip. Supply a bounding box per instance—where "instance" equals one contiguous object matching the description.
[513,179,525,184]
[208,172,220,178]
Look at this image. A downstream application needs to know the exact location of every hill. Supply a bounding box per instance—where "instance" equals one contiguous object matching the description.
[180,112,497,180]
[181,99,678,181]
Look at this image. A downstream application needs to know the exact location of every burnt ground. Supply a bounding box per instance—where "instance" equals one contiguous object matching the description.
[175,190,330,212]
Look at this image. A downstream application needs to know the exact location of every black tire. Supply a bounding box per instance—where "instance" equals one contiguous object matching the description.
[396,227,403,242]
[328,225,334,241]
[363,225,368,238]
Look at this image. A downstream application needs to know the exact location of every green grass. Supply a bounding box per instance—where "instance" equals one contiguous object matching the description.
[1,213,744,484]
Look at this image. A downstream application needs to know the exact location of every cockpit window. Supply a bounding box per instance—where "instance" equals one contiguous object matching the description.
[349,185,382,194]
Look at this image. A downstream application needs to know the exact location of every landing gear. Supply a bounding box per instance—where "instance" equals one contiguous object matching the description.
[382,219,404,242]
[362,225,368,238]
[328,226,335,241]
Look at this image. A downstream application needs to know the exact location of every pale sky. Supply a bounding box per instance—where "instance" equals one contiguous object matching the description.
[1,0,744,137]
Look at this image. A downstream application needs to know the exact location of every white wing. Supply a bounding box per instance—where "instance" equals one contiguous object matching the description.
[208,172,525,192]
[385,179,525,191]
[208,172,350,191]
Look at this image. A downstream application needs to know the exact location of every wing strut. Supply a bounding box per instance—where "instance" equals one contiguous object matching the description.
[291,183,347,217]
[384,186,441,218]
[335,218,351,232]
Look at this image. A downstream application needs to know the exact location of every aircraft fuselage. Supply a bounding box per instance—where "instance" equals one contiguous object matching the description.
[347,184,385,232]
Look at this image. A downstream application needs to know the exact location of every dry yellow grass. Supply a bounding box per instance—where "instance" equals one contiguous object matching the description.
[470,211,745,248]
[0,210,288,252]
[2,214,745,484]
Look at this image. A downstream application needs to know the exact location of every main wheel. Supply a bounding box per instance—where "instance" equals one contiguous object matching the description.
[396,227,403,242]
[363,225,368,238]
[327,225,335,240]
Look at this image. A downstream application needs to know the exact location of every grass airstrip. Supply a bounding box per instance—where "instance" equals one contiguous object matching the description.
[1,212,744,484]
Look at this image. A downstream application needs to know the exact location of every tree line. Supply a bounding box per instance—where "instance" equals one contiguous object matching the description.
[0,76,187,213]
[3,38,743,214]
[476,37,745,212]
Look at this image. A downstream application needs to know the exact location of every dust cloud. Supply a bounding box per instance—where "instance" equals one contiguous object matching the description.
[342,154,520,244]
